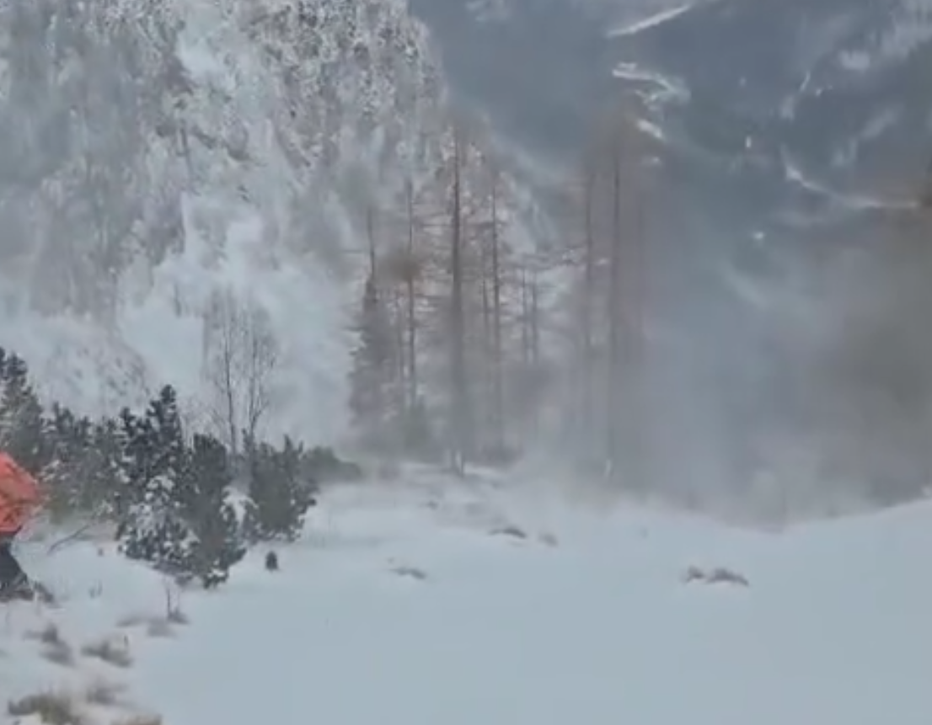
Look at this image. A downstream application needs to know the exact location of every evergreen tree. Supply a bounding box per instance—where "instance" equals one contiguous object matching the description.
[84,418,129,519]
[0,353,49,473]
[117,386,194,576]
[144,385,187,488]
[40,403,92,521]
[182,434,246,588]
[348,275,396,451]
[301,446,363,483]
[243,435,316,543]
[398,398,440,462]
[53,417,129,521]
[0,345,358,587]
[115,406,149,530]
[118,387,245,587]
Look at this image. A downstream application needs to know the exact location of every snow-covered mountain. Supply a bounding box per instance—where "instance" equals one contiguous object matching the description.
[605,0,932,483]
[415,0,932,229]
[410,0,932,495]
[609,0,932,231]
[408,0,618,162]
[0,0,523,445]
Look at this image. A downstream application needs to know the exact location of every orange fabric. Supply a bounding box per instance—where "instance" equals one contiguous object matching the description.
[0,453,42,534]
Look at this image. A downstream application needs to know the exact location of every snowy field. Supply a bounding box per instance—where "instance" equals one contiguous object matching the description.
[2,470,932,725]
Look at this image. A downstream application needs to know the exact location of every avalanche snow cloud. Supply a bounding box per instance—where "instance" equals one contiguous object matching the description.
[0,0,450,444]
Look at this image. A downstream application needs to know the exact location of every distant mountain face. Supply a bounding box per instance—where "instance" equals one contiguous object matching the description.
[610,0,932,233]
[413,0,932,495]
[609,0,932,496]
[413,0,932,231]
[407,0,619,161]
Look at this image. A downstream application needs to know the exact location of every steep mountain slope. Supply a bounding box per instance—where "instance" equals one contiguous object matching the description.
[408,0,616,161]
[416,0,932,232]
[409,0,932,498]
[0,0,475,444]
[605,0,932,496]
[611,0,932,231]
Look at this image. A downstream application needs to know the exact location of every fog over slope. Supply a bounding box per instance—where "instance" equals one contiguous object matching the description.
[411,0,932,508]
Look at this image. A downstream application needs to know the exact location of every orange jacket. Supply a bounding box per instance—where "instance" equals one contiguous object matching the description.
[0,453,43,535]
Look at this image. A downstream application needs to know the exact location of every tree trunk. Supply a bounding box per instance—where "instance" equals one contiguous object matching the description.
[582,165,596,445]
[405,180,419,411]
[481,241,492,454]
[491,174,505,450]
[367,206,377,281]
[449,128,471,473]
[607,140,623,474]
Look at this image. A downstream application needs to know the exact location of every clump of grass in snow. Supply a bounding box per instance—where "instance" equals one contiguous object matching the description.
[391,565,429,581]
[117,612,176,638]
[8,690,85,725]
[682,565,750,587]
[489,524,528,540]
[27,622,75,667]
[84,679,125,707]
[116,614,149,629]
[29,622,64,646]
[146,618,174,639]
[113,716,163,725]
[81,637,133,668]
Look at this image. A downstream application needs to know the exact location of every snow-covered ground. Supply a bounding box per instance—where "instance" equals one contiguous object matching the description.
[3,470,932,725]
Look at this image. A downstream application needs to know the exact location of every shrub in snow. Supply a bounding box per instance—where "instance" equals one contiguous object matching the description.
[243,435,317,543]
[682,566,749,587]
[182,434,247,588]
[303,445,364,483]
[41,407,128,523]
[117,387,194,575]
[0,346,362,585]
[706,567,749,587]
[7,690,84,725]
[118,476,197,579]
[81,637,133,668]
[118,387,245,588]
[0,349,49,474]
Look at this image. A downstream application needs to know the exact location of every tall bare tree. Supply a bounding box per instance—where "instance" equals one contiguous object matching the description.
[488,164,506,452]
[596,106,648,484]
[202,289,279,456]
[580,153,598,443]
[448,123,472,473]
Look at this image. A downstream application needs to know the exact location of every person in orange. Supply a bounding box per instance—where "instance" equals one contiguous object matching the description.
[0,452,44,596]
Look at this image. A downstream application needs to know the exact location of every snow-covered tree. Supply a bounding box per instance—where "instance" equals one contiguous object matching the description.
[117,386,194,576]
[243,435,317,543]
[182,434,246,588]
[348,275,398,452]
[0,351,49,474]
[118,386,246,587]
[202,289,279,457]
